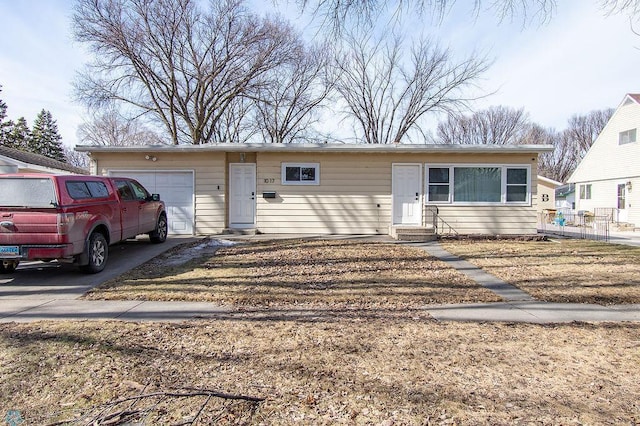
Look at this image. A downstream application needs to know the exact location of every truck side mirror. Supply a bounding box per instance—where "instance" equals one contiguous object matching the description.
[149,194,160,202]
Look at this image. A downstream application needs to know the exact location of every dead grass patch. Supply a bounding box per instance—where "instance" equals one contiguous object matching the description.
[441,238,640,305]
[1,320,638,425]
[86,239,500,307]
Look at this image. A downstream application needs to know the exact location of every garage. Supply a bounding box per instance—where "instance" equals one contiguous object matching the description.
[109,170,194,235]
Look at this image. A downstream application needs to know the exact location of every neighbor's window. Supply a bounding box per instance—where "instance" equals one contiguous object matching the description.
[282,163,320,185]
[426,165,530,204]
[579,184,592,200]
[619,129,636,145]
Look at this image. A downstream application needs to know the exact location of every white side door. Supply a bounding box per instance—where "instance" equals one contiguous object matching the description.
[392,164,422,225]
[229,163,256,228]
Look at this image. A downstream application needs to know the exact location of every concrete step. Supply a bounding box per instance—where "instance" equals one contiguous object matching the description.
[391,226,436,242]
[222,228,257,236]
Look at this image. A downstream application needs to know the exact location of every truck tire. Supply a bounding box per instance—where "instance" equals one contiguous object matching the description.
[149,213,168,244]
[0,261,18,274]
[80,232,108,273]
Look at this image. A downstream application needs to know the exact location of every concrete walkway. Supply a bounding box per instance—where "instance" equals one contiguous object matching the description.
[0,238,638,324]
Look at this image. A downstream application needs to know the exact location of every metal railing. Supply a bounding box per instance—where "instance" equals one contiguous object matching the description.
[593,207,620,224]
[425,206,458,236]
[538,211,610,242]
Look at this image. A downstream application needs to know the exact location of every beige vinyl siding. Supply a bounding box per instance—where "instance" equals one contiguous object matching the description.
[90,152,226,234]
[427,206,538,234]
[256,152,538,235]
[256,152,391,234]
[537,179,557,212]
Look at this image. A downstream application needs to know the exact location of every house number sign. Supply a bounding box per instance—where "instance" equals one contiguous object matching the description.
[264,178,275,183]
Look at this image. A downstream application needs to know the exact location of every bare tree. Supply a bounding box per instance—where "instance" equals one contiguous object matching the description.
[524,124,573,182]
[292,0,556,34]
[564,108,614,159]
[210,96,258,144]
[254,42,334,143]
[64,146,91,169]
[529,108,613,182]
[77,108,166,146]
[432,106,531,145]
[73,0,300,145]
[292,0,640,33]
[334,33,489,144]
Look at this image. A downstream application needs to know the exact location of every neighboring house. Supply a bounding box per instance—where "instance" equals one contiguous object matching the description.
[77,143,552,237]
[537,175,562,212]
[555,183,575,210]
[568,93,640,227]
[0,145,87,175]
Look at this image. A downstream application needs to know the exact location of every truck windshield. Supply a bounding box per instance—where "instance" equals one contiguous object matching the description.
[0,177,57,208]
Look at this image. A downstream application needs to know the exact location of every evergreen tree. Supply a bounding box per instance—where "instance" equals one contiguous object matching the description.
[29,109,65,162]
[0,85,12,144]
[4,117,31,150]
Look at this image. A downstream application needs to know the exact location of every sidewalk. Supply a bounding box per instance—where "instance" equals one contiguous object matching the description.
[1,238,638,324]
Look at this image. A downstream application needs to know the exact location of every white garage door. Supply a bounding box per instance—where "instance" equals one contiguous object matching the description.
[109,170,194,235]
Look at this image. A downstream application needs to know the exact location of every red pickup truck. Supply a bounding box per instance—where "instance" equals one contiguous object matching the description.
[0,174,167,273]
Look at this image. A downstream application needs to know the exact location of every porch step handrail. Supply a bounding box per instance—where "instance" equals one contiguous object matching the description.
[425,206,458,236]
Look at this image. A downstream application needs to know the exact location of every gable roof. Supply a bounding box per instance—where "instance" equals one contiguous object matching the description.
[623,93,640,105]
[0,145,88,175]
[569,93,640,183]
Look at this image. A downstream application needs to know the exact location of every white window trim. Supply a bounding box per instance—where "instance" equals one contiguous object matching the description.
[425,163,531,206]
[281,162,320,185]
[619,128,637,145]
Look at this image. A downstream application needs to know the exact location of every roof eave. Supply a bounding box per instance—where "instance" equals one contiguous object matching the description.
[76,143,555,154]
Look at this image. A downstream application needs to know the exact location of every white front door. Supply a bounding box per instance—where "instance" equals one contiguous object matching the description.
[392,164,422,225]
[229,164,256,228]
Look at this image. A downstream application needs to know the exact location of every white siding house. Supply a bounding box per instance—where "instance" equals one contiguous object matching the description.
[568,94,640,228]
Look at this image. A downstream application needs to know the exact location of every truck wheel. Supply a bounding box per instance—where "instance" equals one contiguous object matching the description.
[1,262,16,274]
[80,232,108,274]
[149,213,168,244]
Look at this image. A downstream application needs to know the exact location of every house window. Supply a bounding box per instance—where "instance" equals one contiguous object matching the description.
[506,168,528,202]
[579,184,592,200]
[282,163,320,185]
[619,129,636,145]
[426,165,530,204]
[427,167,450,202]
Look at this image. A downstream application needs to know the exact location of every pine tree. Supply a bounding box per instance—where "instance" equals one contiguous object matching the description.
[4,117,31,150]
[0,86,12,144]
[29,109,65,162]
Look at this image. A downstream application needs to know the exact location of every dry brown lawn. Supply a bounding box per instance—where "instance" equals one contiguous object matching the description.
[2,320,639,425]
[86,239,501,307]
[4,237,640,424]
[441,238,640,305]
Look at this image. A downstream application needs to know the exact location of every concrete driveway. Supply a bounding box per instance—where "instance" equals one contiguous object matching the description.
[0,236,200,300]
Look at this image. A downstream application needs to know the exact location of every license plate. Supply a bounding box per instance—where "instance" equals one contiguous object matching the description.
[0,246,19,256]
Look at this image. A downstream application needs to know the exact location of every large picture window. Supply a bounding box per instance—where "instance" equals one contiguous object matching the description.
[426,165,530,205]
[282,163,320,185]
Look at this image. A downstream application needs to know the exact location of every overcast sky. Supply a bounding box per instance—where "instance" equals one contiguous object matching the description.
[0,0,639,147]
